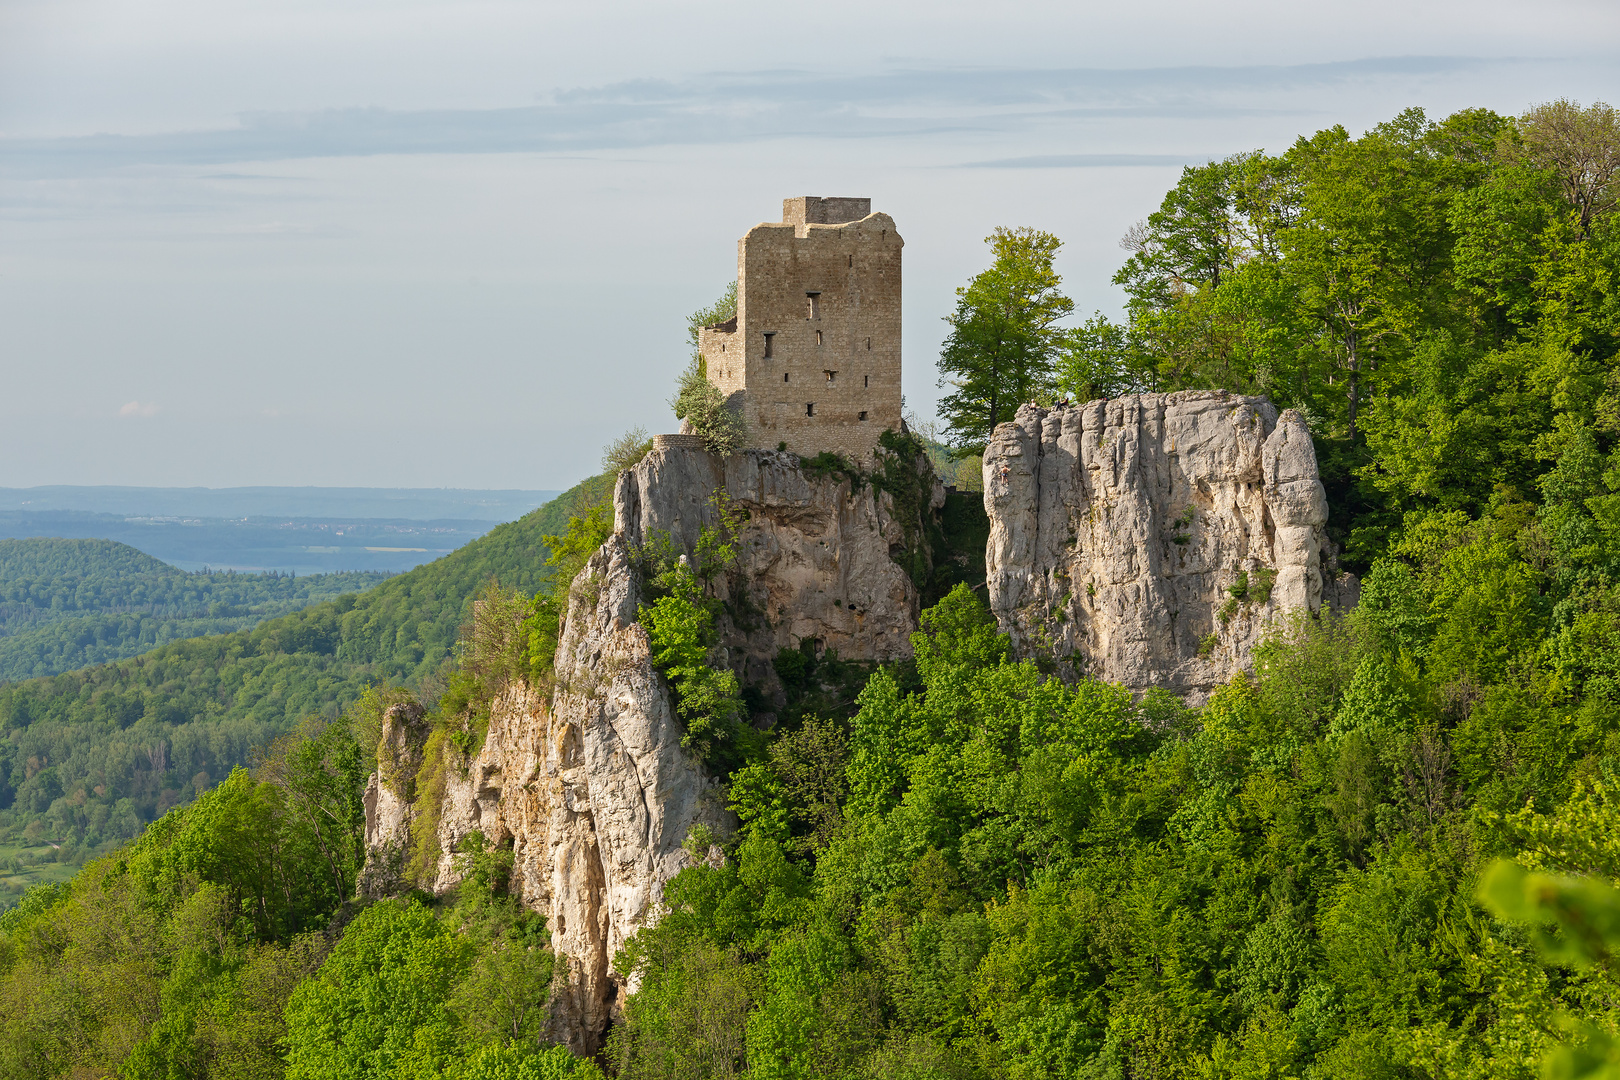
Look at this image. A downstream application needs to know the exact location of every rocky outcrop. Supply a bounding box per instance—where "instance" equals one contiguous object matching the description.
[983,391,1355,702]
[615,446,936,696]
[361,444,938,1055]
[421,538,733,1054]
[357,702,429,899]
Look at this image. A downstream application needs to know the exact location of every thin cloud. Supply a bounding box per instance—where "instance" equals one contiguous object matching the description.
[0,56,1525,177]
[118,401,159,417]
[959,153,1209,168]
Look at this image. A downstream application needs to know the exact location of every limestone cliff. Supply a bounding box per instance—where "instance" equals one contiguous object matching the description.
[983,391,1356,701]
[360,444,937,1054]
[357,702,429,899]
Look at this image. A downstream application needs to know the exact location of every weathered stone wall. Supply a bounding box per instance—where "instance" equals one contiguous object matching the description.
[983,391,1357,702]
[699,197,903,462]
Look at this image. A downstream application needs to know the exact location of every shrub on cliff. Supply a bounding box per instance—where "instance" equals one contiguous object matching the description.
[672,356,747,456]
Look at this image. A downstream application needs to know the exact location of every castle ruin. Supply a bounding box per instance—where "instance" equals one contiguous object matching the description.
[697,196,903,460]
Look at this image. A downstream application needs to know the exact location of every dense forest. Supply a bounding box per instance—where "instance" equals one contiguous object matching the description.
[0,477,604,897]
[3,99,1620,1079]
[0,539,388,681]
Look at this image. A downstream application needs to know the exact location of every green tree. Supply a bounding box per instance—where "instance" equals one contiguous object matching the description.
[1514,99,1620,234]
[687,281,738,355]
[283,899,469,1080]
[674,283,747,455]
[671,358,747,456]
[936,228,1074,454]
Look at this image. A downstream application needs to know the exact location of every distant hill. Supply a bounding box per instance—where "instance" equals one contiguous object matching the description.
[0,485,560,521]
[0,485,564,576]
[0,509,504,575]
[0,538,389,681]
[0,474,611,896]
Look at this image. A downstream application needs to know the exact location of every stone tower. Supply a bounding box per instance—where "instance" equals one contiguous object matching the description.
[698,196,903,461]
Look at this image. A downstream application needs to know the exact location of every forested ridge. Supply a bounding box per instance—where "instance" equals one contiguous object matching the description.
[0,476,606,894]
[4,99,1620,1080]
[0,538,389,682]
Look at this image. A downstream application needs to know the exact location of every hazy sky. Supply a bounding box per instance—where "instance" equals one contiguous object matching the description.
[3,0,1618,490]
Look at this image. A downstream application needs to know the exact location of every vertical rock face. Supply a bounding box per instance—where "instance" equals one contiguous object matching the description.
[615,446,931,686]
[983,391,1355,701]
[361,444,934,1055]
[357,702,428,899]
[419,535,734,1054]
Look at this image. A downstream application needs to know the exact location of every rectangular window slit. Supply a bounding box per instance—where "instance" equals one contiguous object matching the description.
[784,372,790,382]
[807,292,821,320]
[806,403,815,417]
[859,411,868,421]
[863,375,869,388]
[763,332,775,359]
[816,330,823,346]
[865,337,871,351]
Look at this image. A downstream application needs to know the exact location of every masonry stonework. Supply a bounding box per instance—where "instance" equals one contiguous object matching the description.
[698,196,903,461]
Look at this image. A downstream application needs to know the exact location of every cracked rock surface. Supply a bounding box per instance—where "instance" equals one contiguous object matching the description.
[983,391,1357,702]
[360,445,931,1054]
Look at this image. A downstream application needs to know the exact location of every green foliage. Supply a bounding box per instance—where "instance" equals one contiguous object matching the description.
[12,99,1620,1080]
[0,716,594,1080]
[0,482,618,893]
[0,718,372,1079]
[606,498,1620,1080]
[455,1043,604,1080]
[284,898,469,1080]
[640,527,748,764]
[676,282,748,455]
[936,227,1076,455]
[1047,102,1620,569]
[0,484,604,888]
[1479,861,1620,1079]
[672,357,748,456]
[687,281,738,352]
[1052,313,1146,405]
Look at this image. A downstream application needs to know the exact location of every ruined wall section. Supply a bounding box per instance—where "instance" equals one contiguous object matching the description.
[983,391,1357,702]
[700,200,902,461]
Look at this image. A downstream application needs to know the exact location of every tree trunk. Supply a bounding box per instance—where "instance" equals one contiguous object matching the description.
[1345,325,1359,444]
[988,353,1000,442]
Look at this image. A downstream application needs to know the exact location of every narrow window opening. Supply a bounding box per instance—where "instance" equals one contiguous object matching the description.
[806,403,815,417]
[864,375,869,388]
[865,337,871,351]
[824,370,837,385]
[848,254,853,268]
[763,332,775,359]
[859,411,868,421]
[783,372,790,383]
[806,292,821,320]
[816,329,823,346]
